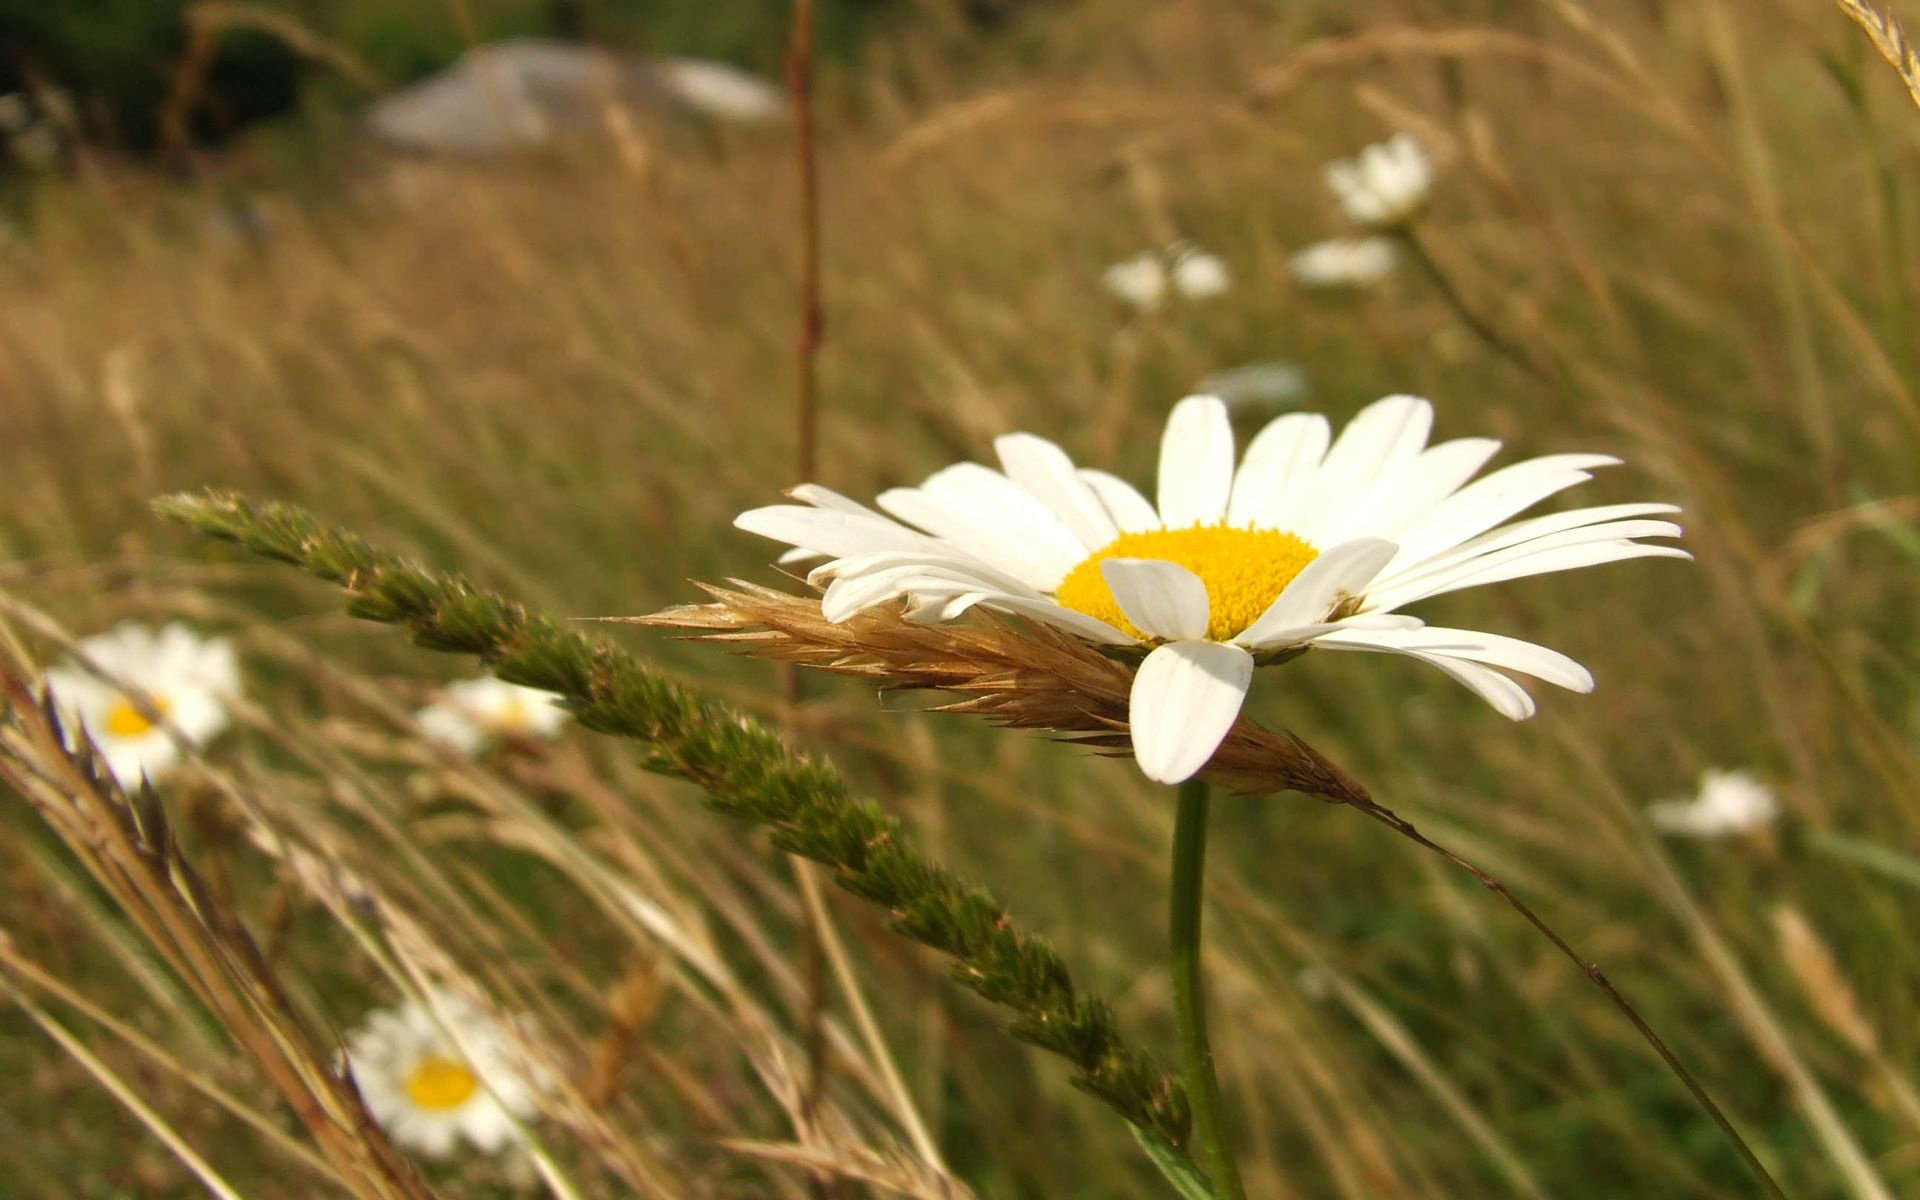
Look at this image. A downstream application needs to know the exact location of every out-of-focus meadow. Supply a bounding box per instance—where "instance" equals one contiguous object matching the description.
[3,0,1920,1196]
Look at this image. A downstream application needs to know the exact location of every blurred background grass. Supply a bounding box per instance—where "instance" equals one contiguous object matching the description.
[4,0,1920,1196]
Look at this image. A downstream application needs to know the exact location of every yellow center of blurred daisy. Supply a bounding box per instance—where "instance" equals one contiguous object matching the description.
[404,1055,479,1111]
[489,695,529,732]
[1055,524,1320,641]
[103,694,171,739]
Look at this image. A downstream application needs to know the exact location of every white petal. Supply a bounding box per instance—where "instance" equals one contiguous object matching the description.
[1324,437,1502,544]
[820,564,1008,622]
[1368,533,1688,612]
[1101,559,1211,641]
[1231,611,1424,649]
[736,505,931,560]
[810,549,1042,599]
[1378,502,1681,589]
[1129,641,1255,784]
[1315,636,1537,720]
[1302,395,1433,540]
[919,463,1086,560]
[1385,454,1621,570]
[789,483,890,517]
[1314,626,1592,691]
[1079,468,1161,533]
[1234,538,1398,647]
[877,482,1076,590]
[995,432,1118,550]
[940,590,1137,645]
[1226,413,1330,530]
[165,688,230,746]
[1157,395,1235,527]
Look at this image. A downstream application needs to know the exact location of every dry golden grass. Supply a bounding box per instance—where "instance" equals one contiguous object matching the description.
[3,0,1920,1196]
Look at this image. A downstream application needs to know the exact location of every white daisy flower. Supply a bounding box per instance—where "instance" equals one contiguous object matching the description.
[1197,360,1309,416]
[1168,242,1232,299]
[736,394,1687,785]
[345,987,547,1159]
[1102,251,1169,311]
[1289,236,1398,288]
[1325,133,1433,230]
[43,622,239,788]
[1102,243,1232,311]
[1647,769,1779,838]
[415,677,569,757]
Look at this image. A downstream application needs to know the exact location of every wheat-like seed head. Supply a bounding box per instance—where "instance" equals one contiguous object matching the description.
[1836,0,1920,114]
[632,582,1372,804]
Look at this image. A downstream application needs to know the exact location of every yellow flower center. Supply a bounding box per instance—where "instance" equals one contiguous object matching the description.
[487,695,530,733]
[103,694,171,739]
[1055,523,1320,641]
[404,1054,479,1111]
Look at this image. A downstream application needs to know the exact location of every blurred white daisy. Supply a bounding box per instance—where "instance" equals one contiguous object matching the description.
[1197,360,1309,416]
[1326,133,1433,230]
[43,622,239,788]
[737,394,1687,784]
[1647,769,1779,838]
[1102,243,1232,311]
[345,987,546,1159]
[652,57,788,124]
[1290,236,1398,288]
[1168,242,1232,299]
[416,677,568,757]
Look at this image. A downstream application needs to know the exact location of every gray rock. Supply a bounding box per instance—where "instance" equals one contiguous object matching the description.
[365,38,786,157]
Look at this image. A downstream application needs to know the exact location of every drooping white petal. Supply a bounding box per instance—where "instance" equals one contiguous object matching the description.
[1315,635,1537,720]
[1157,395,1235,528]
[1101,559,1211,641]
[1226,412,1330,530]
[1079,469,1160,533]
[1232,612,1423,650]
[1128,640,1255,784]
[1233,539,1398,648]
[995,432,1118,550]
[1313,626,1593,691]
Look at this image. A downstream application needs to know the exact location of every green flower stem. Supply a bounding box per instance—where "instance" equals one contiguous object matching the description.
[1170,777,1244,1200]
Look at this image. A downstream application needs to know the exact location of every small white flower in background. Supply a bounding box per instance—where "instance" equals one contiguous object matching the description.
[738,393,1688,785]
[345,987,547,1159]
[1325,133,1433,231]
[1102,243,1232,311]
[43,623,239,788]
[1198,360,1309,416]
[1103,251,1169,311]
[1168,242,1232,299]
[416,677,568,757]
[1647,769,1779,838]
[1289,236,1398,289]
[652,57,789,124]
